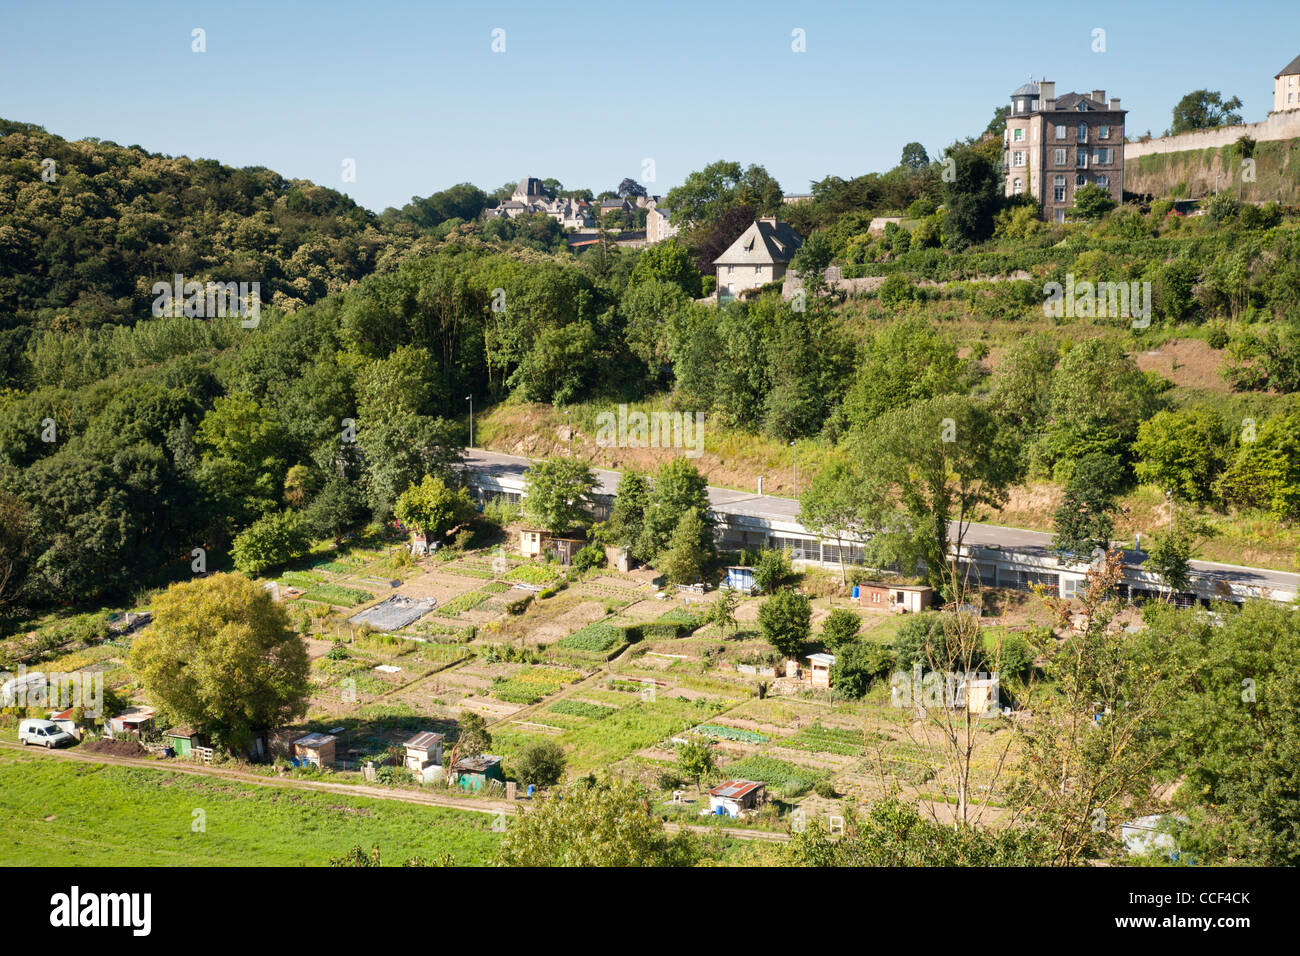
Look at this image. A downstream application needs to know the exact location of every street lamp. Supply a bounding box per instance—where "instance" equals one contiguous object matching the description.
[567,408,573,456]
[790,440,797,497]
[466,395,473,448]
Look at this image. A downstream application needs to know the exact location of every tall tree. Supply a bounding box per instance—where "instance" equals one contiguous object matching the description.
[1170,90,1244,134]
[523,458,597,534]
[130,573,311,751]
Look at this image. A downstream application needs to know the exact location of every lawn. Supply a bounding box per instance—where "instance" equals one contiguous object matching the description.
[0,752,501,866]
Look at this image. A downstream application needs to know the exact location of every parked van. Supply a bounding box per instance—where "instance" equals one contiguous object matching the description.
[18,719,74,749]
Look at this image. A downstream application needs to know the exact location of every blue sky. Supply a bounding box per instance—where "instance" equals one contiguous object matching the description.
[1,0,1294,212]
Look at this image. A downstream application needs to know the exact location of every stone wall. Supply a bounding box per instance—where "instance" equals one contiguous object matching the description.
[1124,110,1300,160]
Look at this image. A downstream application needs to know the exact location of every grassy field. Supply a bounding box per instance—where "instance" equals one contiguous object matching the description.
[0,752,501,867]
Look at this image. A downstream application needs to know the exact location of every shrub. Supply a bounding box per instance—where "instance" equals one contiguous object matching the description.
[829,642,894,698]
[758,589,811,658]
[753,549,794,593]
[572,543,606,572]
[512,740,567,788]
[820,608,862,650]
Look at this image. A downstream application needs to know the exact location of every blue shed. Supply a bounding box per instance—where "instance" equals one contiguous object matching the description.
[724,566,756,594]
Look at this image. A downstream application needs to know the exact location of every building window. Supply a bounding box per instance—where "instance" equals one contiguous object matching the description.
[1077,123,1088,142]
[1055,209,1066,223]
[1013,127,1024,141]
[1031,99,1039,111]
[1055,124,1066,139]
[1054,148,1066,165]
[727,265,734,274]
[1077,102,1087,111]
[1097,175,1109,187]
[1076,174,1086,187]
[1054,176,1065,203]
[1013,151,1025,166]
[754,266,761,275]
[1013,177,1023,194]
[1076,150,1088,167]
[1099,125,1109,139]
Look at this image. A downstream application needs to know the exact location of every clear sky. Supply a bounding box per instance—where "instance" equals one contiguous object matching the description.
[1,0,1294,212]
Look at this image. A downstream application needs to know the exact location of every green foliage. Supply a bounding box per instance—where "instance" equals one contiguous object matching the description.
[675,737,715,788]
[495,778,699,866]
[758,589,811,658]
[752,548,794,593]
[820,608,862,650]
[1170,89,1244,135]
[512,740,567,788]
[1134,408,1229,505]
[232,509,310,576]
[656,508,709,587]
[829,642,894,697]
[1069,184,1117,220]
[129,573,311,749]
[639,458,713,561]
[522,458,597,535]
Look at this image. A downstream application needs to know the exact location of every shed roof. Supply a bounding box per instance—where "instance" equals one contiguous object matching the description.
[709,779,765,799]
[295,732,337,748]
[453,754,503,773]
[807,653,836,666]
[405,731,445,751]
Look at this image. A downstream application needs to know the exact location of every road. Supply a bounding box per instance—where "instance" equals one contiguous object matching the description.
[461,447,1300,598]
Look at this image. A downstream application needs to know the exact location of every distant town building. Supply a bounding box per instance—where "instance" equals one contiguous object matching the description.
[484,176,595,229]
[645,198,679,245]
[713,218,803,301]
[1002,79,1126,222]
[1275,54,1300,113]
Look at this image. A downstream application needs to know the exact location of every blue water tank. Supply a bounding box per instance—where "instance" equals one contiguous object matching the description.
[851,585,860,599]
[527,784,536,797]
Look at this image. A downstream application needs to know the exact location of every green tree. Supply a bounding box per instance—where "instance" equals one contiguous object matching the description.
[393,474,475,540]
[752,548,794,593]
[855,395,1022,596]
[941,146,1002,248]
[1171,89,1244,134]
[129,573,311,750]
[657,508,709,587]
[829,642,893,698]
[513,740,567,788]
[1217,411,1300,521]
[842,317,967,428]
[820,607,862,650]
[709,588,739,637]
[495,778,699,866]
[232,509,310,576]
[799,460,867,585]
[522,458,597,534]
[664,160,783,225]
[1069,183,1116,220]
[1134,408,1229,506]
[629,239,702,297]
[304,475,368,544]
[675,737,715,790]
[604,470,651,556]
[638,458,712,559]
[900,142,930,170]
[1143,527,1194,598]
[758,589,811,659]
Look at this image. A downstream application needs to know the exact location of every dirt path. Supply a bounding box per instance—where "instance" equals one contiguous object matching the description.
[1,739,790,843]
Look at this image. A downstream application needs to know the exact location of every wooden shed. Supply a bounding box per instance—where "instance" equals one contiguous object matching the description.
[164,726,205,757]
[857,582,933,614]
[806,652,835,689]
[105,706,156,737]
[293,732,337,768]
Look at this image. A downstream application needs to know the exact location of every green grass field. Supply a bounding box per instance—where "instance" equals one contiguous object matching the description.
[0,752,501,866]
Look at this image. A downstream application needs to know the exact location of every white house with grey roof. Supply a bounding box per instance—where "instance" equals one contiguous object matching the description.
[713,218,803,300]
[1275,53,1300,113]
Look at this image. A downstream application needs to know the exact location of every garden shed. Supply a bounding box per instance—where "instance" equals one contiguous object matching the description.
[450,754,504,791]
[708,780,766,817]
[723,566,756,594]
[806,652,836,689]
[856,582,933,614]
[165,726,205,757]
[293,732,337,768]
[403,731,445,772]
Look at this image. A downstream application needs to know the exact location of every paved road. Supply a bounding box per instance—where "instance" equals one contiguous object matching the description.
[461,447,1300,597]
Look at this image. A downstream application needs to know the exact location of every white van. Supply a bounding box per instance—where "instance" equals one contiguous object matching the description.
[18,719,74,749]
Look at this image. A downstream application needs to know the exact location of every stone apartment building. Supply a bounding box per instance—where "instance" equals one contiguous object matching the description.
[1002,79,1126,221]
[645,199,679,244]
[1275,53,1300,113]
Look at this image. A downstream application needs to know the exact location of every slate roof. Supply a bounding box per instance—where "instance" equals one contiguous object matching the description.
[713,220,803,266]
[1276,54,1300,78]
[1051,91,1114,112]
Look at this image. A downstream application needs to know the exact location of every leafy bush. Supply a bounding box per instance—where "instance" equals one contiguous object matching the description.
[572,543,606,572]
[820,608,862,650]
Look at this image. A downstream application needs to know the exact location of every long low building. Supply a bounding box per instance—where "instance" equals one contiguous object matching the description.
[460,448,1298,607]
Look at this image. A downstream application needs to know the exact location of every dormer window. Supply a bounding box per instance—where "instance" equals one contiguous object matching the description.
[1077,102,1087,111]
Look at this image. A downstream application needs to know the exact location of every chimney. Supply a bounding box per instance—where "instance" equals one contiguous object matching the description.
[1092,89,1106,103]
[1040,80,1055,111]
[1109,97,1122,111]
[758,216,777,225]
